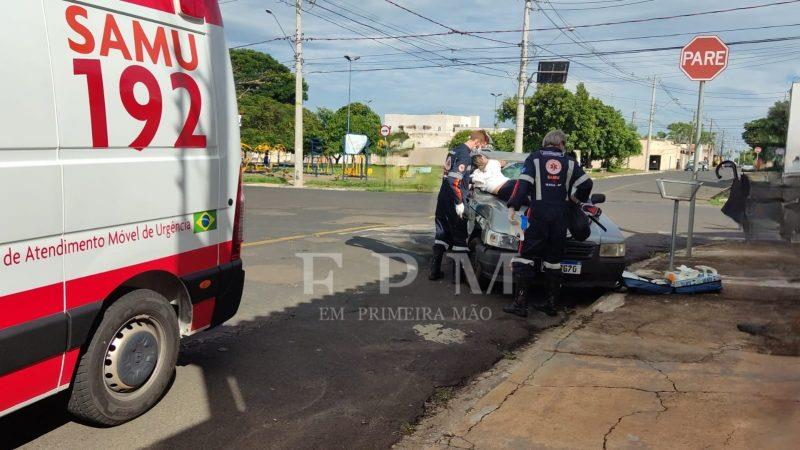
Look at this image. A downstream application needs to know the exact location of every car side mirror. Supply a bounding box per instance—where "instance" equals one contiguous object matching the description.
[590,194,606,204]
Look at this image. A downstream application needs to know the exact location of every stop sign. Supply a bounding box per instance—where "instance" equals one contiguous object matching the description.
[680,35,729,81]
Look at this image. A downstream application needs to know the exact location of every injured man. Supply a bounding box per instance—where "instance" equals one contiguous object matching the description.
[470,153,517,202]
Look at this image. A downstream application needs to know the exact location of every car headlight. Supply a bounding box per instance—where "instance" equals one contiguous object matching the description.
[484,229,519,251]
[599,243,626,257]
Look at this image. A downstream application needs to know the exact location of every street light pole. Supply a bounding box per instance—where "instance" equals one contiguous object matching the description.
[490,93,502,130]
[344,55,360,134]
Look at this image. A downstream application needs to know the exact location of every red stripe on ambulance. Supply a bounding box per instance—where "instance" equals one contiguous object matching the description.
[0,354,63,413]
[0,284,62,331]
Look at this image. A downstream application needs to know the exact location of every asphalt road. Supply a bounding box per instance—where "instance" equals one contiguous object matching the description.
[4,170,738,449]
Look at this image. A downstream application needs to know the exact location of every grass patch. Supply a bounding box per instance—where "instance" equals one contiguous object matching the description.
[502,350,517,360]
[307,165,442,193]
[243,173,288,184]
[588,168,644,179]
[399,422,416,435]
[708,196,728,207]
[428,387,455,408]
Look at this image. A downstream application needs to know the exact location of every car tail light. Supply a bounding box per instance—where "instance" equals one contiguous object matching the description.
[230,169,245,261]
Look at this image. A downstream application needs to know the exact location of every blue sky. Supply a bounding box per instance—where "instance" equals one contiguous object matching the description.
[220,0,800,154]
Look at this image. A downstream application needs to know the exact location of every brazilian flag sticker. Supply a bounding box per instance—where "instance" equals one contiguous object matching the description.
[193,210,217,233]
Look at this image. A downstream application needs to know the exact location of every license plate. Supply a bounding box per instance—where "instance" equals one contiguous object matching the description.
[561,261,582,275]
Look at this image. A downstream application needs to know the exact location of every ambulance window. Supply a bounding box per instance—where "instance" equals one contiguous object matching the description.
[0,3,58,150]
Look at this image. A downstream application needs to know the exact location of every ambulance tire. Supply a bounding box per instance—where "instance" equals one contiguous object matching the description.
[67,289,179,426]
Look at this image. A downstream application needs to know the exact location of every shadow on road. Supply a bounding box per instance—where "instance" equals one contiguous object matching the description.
[4,233,592,448]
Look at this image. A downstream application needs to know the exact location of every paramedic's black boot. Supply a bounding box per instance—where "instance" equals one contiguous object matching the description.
[539,270,561,317]
[428,246,445,280]
[503,274,529,318]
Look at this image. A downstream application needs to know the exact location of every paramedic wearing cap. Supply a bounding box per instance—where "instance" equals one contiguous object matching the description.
[503,130,593,317]
[429,130,490,280]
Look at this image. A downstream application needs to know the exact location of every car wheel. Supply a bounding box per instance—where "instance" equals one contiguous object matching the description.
[67,289,179,426]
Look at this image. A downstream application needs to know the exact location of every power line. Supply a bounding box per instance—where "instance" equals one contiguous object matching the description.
[382,0,518,46]
[301,0,800,41]
[299,1,511,78]
[540,0,656,11]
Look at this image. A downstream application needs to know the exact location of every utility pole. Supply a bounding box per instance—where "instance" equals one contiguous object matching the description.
[513,0,532,154]
[293,0,304,187]
[708,118,714,157]
[720,130,725,159]
[644,76,657,171]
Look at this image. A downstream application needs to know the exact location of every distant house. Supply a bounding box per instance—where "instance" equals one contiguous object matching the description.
[384,113,480,148]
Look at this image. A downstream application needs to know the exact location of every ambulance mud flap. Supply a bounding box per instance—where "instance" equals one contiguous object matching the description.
[180,260,244,328]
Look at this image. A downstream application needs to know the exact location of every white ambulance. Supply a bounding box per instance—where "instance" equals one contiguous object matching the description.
[1,0,244,425]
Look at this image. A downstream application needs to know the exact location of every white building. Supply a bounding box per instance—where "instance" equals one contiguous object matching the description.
[384,113,480,148]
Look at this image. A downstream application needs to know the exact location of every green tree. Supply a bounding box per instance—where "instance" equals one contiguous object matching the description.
[447,130,472,148]
[388,130,409,142]
[655,131,667,140]
[324,103,383,155]
[490,130,516,152]
[666,121,716,146]
[497,83,640,167]
[742,100,789,160]
[666,122,693,144]
[230,48,307,103]
[238,95,320,151]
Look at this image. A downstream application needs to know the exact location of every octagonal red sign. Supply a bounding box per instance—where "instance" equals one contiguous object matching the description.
[680,35,729,81]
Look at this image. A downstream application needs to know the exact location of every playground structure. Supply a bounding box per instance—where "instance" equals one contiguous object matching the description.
[304,138,334,177]
[342,134,371,180]
[241,143,290,173]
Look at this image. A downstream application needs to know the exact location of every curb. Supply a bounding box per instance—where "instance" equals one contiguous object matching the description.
[397,249,669,448]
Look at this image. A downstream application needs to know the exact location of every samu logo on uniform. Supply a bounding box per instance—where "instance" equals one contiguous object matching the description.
[193,210,217,233]
[545,159,562,175]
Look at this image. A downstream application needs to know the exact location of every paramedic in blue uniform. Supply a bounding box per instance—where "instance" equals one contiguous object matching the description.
[504,130,593,317]
[429,130,490,280]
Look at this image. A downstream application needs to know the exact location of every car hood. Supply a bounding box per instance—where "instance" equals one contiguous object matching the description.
[469,191,624,244]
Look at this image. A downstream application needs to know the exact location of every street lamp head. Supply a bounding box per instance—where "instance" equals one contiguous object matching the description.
[265,9,273,14]
[344,55,361,62]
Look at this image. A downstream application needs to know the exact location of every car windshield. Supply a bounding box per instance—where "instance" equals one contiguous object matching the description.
[501,162,523,180]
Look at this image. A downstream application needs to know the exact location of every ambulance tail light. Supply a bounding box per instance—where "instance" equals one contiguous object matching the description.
[230,169,245,262]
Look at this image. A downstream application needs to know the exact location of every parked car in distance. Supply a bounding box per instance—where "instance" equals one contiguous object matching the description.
[685,161,709,171]
[465,152,626,289]
[740,164,755,172]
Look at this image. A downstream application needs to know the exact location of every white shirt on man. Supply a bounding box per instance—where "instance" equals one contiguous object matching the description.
[471,159,509,194]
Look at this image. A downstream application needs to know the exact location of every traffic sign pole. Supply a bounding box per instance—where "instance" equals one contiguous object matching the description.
[686,80,705,257]
[679,35,728,258]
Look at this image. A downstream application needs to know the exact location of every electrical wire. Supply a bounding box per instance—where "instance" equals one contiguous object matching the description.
[301,0,800,41]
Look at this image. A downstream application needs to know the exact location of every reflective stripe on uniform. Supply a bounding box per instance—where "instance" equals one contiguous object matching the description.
[511,257,535,266]
[450,246,469,252]
[564,160,575,201]
[518,174,535,185]
[570,173,591,202]
[434,240,450,249]
[447,172,463,179]
[532,158,543,201]
[572,173,590,188]
[543,261,562,270]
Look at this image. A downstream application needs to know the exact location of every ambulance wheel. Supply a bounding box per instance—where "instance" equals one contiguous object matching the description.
[67,289,179,426]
